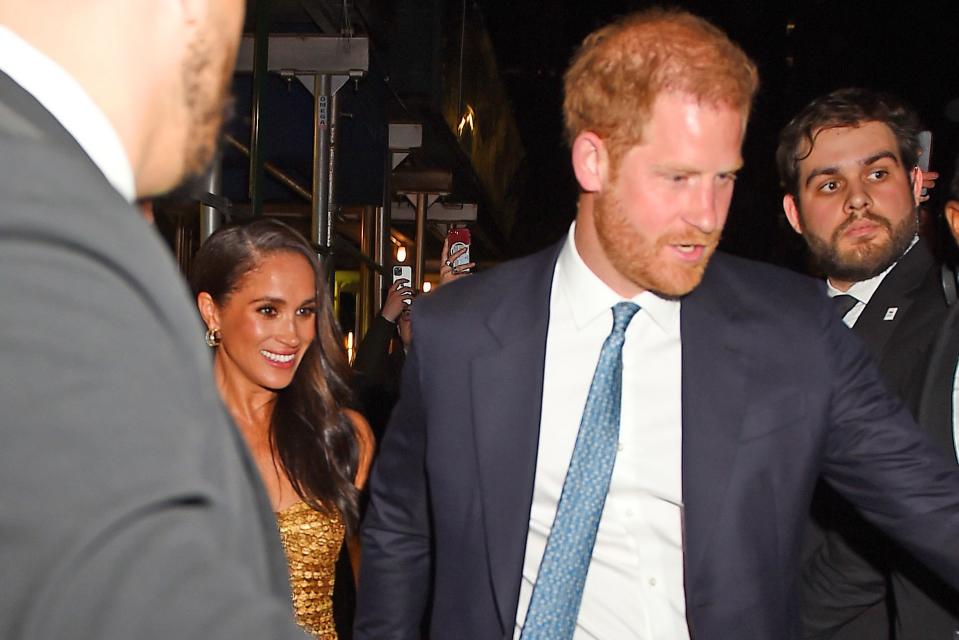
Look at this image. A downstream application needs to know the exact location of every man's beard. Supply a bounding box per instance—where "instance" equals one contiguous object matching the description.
[593,189,720,299]
[802,208,917,283]
[179,31,236,186]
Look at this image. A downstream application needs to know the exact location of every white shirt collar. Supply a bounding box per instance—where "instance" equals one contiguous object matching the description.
[826,235,919,304]
[0,25,136,202]
[556,222,681,334]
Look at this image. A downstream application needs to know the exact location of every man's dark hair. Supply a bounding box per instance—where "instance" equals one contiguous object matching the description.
[776,87,923,196]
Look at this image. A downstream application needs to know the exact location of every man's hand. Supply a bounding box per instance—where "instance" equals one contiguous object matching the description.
[920,169,939,204]
[382,279,413,322]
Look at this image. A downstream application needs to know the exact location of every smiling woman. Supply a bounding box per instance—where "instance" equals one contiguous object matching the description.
[190,218,373,639]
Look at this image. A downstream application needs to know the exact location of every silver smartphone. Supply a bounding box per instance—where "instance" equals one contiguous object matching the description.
[918,130,932,172]
[918,130,932,197]
[392,265,413,304]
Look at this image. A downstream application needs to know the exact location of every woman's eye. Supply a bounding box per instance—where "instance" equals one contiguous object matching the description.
[296,307,316,317]
[257,306,277,316]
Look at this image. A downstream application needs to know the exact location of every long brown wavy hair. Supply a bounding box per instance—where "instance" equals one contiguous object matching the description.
[190,218,359,532]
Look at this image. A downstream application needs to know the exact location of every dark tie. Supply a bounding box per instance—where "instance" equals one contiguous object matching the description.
[520,301,640,639]
[831,294,859,319]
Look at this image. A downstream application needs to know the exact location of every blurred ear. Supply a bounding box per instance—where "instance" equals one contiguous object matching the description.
[571,131,609,193]
[782,194,803,234]
[196,292,219,330]
[945,200,959,247]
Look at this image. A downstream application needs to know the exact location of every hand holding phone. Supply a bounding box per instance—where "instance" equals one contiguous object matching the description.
[440,227,476,287]
[391,265,414,309]
[447,226,471,269]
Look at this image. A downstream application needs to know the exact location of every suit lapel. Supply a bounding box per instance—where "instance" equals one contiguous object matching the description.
[852,241,934,356]
[680,259,750,590]
[471,243,560,632]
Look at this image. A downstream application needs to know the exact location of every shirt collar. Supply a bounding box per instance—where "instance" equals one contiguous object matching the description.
[556,222,681,334]
[826,235,919,304]
[0,25,136,202]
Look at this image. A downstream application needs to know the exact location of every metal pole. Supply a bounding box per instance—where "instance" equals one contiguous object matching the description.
[312,73,333,249]
[199,151,223,243]
[248,0,269,217]
[414,192,427,291]
[358,205,375,339]
[226,134,311,201]
[374,206,386,317]
[328,86,340,253]
[377,143,393,316]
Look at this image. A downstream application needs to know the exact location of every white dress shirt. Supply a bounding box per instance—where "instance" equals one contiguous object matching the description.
[515,224,689,639]
[0,25,135,202]
[952,361,959,463]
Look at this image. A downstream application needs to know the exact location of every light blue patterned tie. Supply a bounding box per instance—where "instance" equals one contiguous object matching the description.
[520,302,640,639]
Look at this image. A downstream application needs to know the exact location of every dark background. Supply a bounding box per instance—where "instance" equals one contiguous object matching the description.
[476,0,959,270]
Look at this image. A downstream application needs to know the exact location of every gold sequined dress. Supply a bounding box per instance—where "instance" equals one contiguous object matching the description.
[276,501,345,639]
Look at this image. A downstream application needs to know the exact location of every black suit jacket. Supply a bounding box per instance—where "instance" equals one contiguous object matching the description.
[895,299,959,639]
[353,315,406,442]
[355,239,959,640]
[0,71,307,639]
[855,241,948,418]
[802,241,957,640]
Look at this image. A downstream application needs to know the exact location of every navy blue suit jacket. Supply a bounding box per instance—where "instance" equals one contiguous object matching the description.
[356,239,959,640]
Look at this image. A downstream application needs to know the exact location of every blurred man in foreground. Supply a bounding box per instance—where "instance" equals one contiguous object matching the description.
[0,1,310,638]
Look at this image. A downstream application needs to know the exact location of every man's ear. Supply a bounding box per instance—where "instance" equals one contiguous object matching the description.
[571,131,609,193]
[196,291,219,330]
[910,166,924,205]
[782,194,803,234]
[945,200,959,247]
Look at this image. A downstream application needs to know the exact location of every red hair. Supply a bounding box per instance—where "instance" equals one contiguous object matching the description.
[563,8,759,161]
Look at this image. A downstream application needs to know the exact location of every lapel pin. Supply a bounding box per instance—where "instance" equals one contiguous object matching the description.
[883,307,898,321]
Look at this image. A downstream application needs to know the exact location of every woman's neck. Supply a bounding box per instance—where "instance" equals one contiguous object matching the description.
[212,355,277,440]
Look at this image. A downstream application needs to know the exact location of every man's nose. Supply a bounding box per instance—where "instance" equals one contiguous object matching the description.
[685,183,720,233]
[844,181,873,214]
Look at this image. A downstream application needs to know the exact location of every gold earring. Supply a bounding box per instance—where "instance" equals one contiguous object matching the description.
[204,327,221,348]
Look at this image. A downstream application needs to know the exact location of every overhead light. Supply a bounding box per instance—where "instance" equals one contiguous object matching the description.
[422,281,432,293]
[396,245,407,262]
